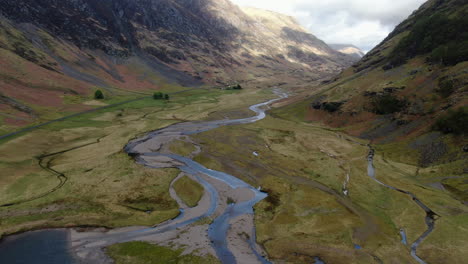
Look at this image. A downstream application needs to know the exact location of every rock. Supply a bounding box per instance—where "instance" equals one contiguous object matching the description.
[364,91,377,97]
[409,69,419,75]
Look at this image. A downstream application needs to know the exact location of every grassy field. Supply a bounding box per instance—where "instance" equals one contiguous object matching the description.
[2,80,465,263]
[172,175,204,207]
[0,86,275,238]
[107,241,220,264]
[190,114,468,263]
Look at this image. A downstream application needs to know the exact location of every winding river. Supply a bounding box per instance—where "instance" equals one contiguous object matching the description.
[122,91,287,263]
[0,91,287,264]
[0,90,441,264]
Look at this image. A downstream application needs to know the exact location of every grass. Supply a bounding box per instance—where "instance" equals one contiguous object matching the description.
[190,113,468,263]
[172,176,204,207]
[0,86,276,239]
[107,241,220,264]
[169,140,197,157]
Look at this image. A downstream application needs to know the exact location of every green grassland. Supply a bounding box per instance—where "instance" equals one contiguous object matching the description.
[190,114,468,263]
[172,176,204,207]
[0,86,275,238]
[107,241,220,264]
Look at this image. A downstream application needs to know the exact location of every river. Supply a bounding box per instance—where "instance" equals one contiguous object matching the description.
[0,91,287,264]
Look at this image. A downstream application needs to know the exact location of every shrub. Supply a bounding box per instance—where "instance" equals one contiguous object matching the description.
[226,197,235,205]
[94,90,104,100]
[322,102,343,113]
[371,95,406,115]
[225,84,243,90]
[153,92,163,100]
[154,92,170,100]
[433,108,468,135]
[436,78,456,98]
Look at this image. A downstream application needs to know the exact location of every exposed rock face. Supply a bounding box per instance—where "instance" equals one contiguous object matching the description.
[0,0,357,87]
[0,0,359,127]
[0,0,238,55]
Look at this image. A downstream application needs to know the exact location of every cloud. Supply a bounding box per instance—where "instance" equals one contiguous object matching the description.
[231,0,426,52]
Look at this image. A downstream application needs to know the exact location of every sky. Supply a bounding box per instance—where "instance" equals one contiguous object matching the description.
[231,0,427,53]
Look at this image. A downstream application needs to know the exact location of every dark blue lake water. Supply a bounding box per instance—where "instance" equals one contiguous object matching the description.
[0,229,77,264]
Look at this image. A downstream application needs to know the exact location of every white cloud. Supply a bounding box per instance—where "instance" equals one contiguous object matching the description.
[231,0,427,52]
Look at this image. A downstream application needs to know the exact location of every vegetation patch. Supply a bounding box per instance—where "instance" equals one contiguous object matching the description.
[173,176,204,207]
[153,92,170,100]
[122,194,177,212]
[94,90,104,100]
[263,188,281,212]
[107,241,219,264]
[371,94,407,115]
[222,84,243,90]
[388,12,468,67]
[442,178,468,202]
[311,101,344,113]
[433,108,468,135]
[435,78,458,98]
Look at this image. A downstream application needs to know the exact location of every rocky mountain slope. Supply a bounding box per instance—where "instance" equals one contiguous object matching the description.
[277,0,467,201]
[0,0,356,132]
[330,44,365,59]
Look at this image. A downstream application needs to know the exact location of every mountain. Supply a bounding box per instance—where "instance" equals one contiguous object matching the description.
[278,0,467,167]
[0,0,357,132]
[329,44,365,59]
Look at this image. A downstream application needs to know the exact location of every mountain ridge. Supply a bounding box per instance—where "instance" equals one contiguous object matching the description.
[0,0,357,132]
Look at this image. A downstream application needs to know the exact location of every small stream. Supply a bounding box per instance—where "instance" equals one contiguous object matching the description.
[366,146,438,264]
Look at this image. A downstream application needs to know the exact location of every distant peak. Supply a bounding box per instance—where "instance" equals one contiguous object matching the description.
[329,44,365,58]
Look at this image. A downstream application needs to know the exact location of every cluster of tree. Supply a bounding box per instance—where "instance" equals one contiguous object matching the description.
[153,92,170,100]
[225,84,242,90]
[94,89,104,99]
[433,108,468,135]
[311,101,344,113]
[371,94,407,115]
[321,102,343,113]
[387,13,468,68]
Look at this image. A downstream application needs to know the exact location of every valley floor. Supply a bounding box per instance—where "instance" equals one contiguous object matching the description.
[0,87,466,264]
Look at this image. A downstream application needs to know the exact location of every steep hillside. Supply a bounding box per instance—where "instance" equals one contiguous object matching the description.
[0,0,356,133]
[240,7,356,76]
[279,0,467,165]
[330,44,365,59]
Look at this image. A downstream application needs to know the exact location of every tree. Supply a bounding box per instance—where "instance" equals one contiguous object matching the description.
[94,90,104,100]
[433,108,468,135]
[153,92,163,100]
[371,95,407,115]
[164,94,170,100]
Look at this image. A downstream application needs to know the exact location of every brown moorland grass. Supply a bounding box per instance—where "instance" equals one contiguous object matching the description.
[190,115,468,263]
